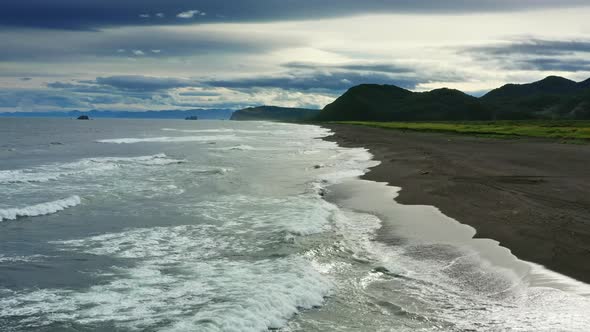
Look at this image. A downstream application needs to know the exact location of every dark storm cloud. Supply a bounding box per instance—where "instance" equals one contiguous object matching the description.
[55,62,467,95]
[178,90,222,97]
[283,62,416,74]
[1,0,587,30]
[206,72,425,92]
[460,38,590,72]
[463,39,590,57]
[0,89,89,109]
[94,76,201,91]
[46,77,194,102]
[508,58,590,72]
[207,61,468,92]
[0,28,301,62]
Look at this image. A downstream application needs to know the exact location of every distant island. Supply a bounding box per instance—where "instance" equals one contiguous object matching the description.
[230,106,320,121]
[77,115,90,120]
[185,116,198,120]
[316,76,590,121]
[0,109,233,120]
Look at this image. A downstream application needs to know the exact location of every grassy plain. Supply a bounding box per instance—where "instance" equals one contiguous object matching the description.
[335,120,590,141]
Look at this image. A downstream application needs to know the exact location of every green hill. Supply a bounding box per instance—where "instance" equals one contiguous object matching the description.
[316,76,590,121]
[316,84,491,121]
[230,106,319,121]
[481,76,590,120]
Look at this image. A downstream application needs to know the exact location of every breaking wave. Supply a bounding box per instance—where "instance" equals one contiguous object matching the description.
[212,145,257,151]
[0,154,184,184]
[97,135,238,144]
[0,196,81,222]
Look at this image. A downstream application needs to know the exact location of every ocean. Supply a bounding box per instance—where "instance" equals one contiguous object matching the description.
[1,118,589,331]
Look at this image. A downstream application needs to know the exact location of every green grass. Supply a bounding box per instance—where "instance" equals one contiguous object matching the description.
[334,120,590,141]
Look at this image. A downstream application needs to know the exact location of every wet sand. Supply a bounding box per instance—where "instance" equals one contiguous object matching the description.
[323,124,590,283]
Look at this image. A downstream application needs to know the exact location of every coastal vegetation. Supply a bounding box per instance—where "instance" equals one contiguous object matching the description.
[315,76,590,122]
[230,106,320,121]
[335,120,590,140]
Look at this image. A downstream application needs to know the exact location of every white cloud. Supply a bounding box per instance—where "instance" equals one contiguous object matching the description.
[139,14,150,18]
[132,50,145,56]
[177,10,206,19]
[151,50,161,53]
[155,13,165,18]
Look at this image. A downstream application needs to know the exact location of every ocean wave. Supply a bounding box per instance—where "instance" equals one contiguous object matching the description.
[307,147,378,185]
[0,254,48,263]
[211,144,257,151]
[12,221,333,331]
[192,167,232,175]
[88,154,185,166]
[162,128,291,135]
[0,154,184,184]
[0,195,81,221]
[162,128,236,133]
[0,170,61,184]
[97,135,238,144]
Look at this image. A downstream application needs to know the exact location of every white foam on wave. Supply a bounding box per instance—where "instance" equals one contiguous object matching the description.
[162,127,293,136]
[527,262,590,297]
[192,167,233,175]
[0,195,81,221]
[211,144,257,151]
[0,154,184,184]
[88,153,185,166]
[306,147,378,191]
[162,128,236,133]
[192,194,336,237]
[2,210,333,330]
[0,254,48,263]
[0,169,62,184]
[97,135,238,144]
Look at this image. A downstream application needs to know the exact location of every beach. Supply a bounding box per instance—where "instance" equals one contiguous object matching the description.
[324,123,590,283]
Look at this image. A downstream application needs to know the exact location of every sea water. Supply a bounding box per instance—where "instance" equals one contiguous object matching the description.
[0,118,589,331]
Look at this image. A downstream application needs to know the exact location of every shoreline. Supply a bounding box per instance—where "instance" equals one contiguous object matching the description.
[322,123,590,284]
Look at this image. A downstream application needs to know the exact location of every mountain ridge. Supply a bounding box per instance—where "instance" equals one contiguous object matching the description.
[230,106,320,121]
[316,75,590,121]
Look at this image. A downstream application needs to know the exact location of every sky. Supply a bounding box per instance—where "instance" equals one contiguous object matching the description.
[1,0,590,112]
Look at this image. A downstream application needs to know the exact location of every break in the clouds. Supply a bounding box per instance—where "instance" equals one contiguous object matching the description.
[1,2,590,112]
[177,10,206,19]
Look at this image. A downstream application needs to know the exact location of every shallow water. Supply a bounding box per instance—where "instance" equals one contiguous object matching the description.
[0,118,589,331]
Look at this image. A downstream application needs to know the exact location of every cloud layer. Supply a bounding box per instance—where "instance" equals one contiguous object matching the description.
[1,4,590,112]
[1,0,589,29]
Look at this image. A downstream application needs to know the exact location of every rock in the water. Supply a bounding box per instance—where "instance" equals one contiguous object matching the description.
[77,115,90,120]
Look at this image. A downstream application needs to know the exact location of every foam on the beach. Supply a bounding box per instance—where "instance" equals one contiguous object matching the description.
[162,128,286,135]
[0,195,81,221]
[96,135,238,144]
[526,261,590,296]
[0,154,184,184]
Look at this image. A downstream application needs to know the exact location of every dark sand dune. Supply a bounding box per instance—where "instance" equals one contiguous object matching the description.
[324,124,590,283]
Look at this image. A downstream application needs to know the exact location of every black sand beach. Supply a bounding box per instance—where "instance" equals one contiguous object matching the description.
[324,124,590,283]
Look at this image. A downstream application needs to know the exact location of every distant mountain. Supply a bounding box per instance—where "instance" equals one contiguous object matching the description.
[0,109,234,120]
[481,76,590,119]
[230,106,320,121]
[316,84,491,121]
[316,76,590,121]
